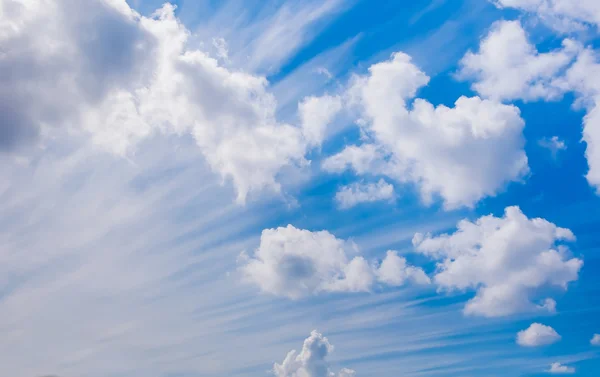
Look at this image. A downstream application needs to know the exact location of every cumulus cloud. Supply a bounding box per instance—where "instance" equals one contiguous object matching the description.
[458,20,579,102]
[547,362,575,374]
[413,206,582,317]
[0,0,339,203]
[459,18,600,194]
[274,331,354,377]
[335,179,395,209]
[494,0,600,33]
[376,250,431,286]
[591,334,600,345]
[299,94,343,146]
[239,225,428,299]
[517,323,561,347]
[323,52,529,209]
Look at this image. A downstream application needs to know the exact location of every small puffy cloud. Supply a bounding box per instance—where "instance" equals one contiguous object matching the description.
[335,179,394,209]
[458,20,579,102]
[299,94,343,146]
[591,334,600,345]
[239,225,428,299]
[517,323,561,347]
[413,206,582,317]
[274,331,354,377]
[377,251,431,286]
[324,52,529,209]
[495,0,600,33]
[538,136,567,158]
[547,362,575,374]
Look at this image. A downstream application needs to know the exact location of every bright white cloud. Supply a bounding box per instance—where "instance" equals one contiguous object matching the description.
[495,0,600,33]
[517,323,561,347]
[324,52,529,209]
[239,225,429,299]
[458,20,579,102]
[299,94,343,146]
[0,0,342,204]
[460,18,600,193]
[274,331,354,377]
[335,179,395,209]
[548,362,575,374]
[560,48,600,192]
[377,251,431,286]
[413,206,582,317]
[591,334,600,345]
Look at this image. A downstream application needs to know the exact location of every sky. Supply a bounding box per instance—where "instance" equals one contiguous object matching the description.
[1,0,600,376]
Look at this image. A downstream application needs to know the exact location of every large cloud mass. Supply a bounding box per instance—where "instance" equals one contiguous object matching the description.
[323,52,529,209]
[0,0,333,203]
[413,206,582,317]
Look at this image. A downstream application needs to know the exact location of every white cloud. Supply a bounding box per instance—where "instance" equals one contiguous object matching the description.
[239,225,428,299]
[457,20,579,102]
[517,323,561,347]
[324,52,529,209]
[335,179,395,209]
[413,206,582,317]
[548,362,575,374]
[299,94,343,146]
[377,251,431,286]
[274,331,354,377]
[538,136,567,158]
[0,0,343,204]
[591,334,600,345]
[494,0,600,33]
[459,18,600,194]
[559,48,600,192]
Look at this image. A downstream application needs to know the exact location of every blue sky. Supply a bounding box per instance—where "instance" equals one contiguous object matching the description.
[1,0,600,376]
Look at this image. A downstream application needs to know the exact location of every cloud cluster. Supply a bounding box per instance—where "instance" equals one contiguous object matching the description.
[323,52,529,209]
[274,331,354,377]
[458,20,579,102]
[0,0,342,203]
[239,225,429,299]
[494,0,600,32]
[517,323,561,347]
[334,179,395,209]
[459,19,600,193]
[413,206,582,317]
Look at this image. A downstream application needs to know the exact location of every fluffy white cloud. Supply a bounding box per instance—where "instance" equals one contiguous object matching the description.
[0,0,336,203]
[274,331,354,377]
[495,0,600,32]
[458,20,579,102]
[299,94,343,146]
[548,362,575,374]
[558,47,600,192]
[239,225,428,299]
[324,52,529,209]
[413,206,582,317]
[459,18,600,193]
[377,250,431,286]
[591,334,600,345]
[335,179,394,209]
[517,323,561,347]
